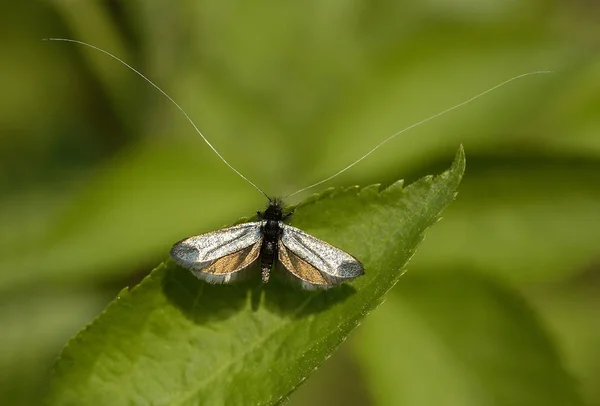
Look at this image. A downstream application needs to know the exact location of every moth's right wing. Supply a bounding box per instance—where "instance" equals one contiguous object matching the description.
[170,222,263,283]
[278,223,364,290]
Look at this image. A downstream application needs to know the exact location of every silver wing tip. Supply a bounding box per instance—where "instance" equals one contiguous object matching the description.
[170,241,193,260]
[337,260,365,278]
[170,242,211,271]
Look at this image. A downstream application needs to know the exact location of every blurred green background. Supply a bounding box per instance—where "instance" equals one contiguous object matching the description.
[1,1,599,405]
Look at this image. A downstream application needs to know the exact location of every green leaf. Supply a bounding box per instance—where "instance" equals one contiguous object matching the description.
[355,271,584,406]
[46,147,465,406]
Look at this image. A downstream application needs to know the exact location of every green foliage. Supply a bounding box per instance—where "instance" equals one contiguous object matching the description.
[0,289,106,405]
[2,1,600,405]
[411,157,600,283]
[45,148,465,406]
[0,140,265,291]
[528,281,600,406]
[356,272,583,406]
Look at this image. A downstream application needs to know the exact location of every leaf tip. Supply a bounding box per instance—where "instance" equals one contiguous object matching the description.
[453,144,466,177]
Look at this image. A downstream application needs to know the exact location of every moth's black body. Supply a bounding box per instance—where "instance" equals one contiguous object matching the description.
[257,200,291,283]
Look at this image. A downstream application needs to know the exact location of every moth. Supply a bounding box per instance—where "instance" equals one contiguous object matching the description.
[170,199,364,289]
[45,38,549,288]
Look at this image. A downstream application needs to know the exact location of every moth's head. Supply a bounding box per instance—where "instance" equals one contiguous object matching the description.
[262,198,284,221]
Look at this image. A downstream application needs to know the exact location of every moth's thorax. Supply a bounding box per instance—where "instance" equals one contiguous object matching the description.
[261,200,284,221]
[262,219,281,239]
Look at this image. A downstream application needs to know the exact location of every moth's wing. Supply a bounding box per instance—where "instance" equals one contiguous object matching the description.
[170,222,263,283]
[194,241,262,284]
[277,240,331,290]
[278,223,364,289]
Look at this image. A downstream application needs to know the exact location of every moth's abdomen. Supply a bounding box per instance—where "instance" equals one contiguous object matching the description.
[259,219,281,283]
[260,240,276,283]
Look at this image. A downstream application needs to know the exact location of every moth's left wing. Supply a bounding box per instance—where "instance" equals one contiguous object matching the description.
[278,223,364,289]
[170,222,263,283]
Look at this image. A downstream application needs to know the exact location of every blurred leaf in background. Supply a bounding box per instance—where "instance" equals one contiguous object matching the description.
[0,0,598,405]
[355,272,583,406]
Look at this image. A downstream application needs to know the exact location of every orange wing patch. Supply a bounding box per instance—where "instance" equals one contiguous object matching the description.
[203,242,261,275]
[278,241,329,285]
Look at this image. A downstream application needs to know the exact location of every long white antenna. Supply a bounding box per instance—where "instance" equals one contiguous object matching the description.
[285,70,552,199]
[43,37,271,201]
